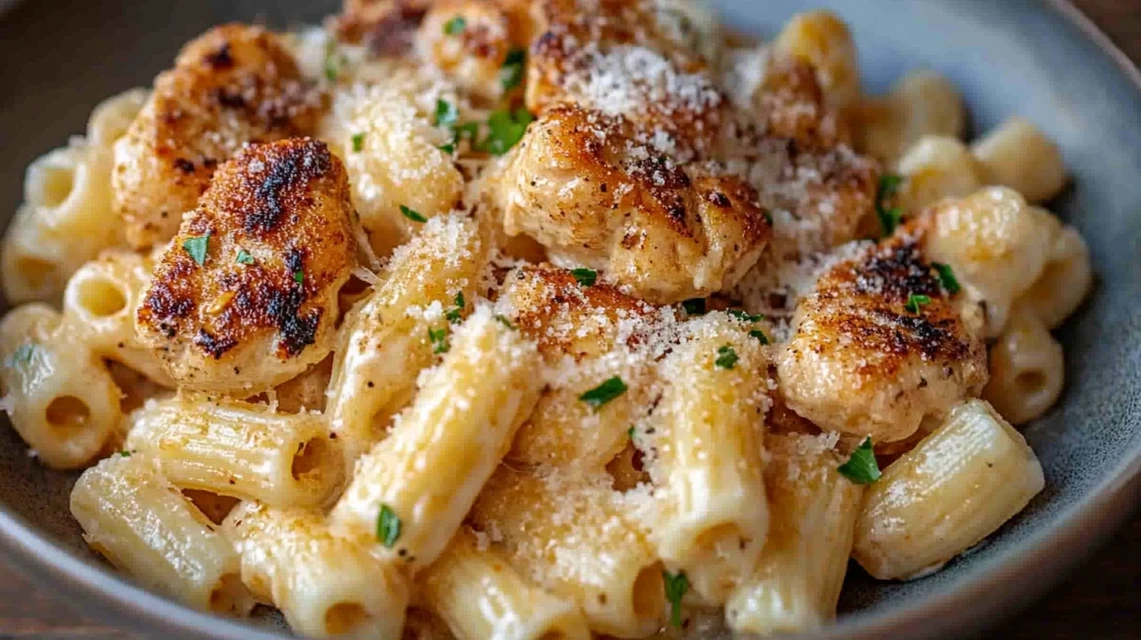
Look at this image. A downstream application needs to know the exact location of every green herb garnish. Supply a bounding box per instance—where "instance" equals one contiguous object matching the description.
[571,268,597,287]
[351,132,365,152]
[117,450,132,457]
[714,344,738,370]
[663,570,689,628]
[749,329,770,345]
[682,298,706,316]
[182,233,210,266]
[293,270,305,285]
[904,293,931,314]
[400,205,427,223]
[236,249,254,265]
[443,15,466,35]
[435,99,458,127]
[499,47,526,90]
[323,39,344,82]
[429,327,450,354]
[495,314,517,330]
[932,262,961,294]
[445,291,465,324]
[627,426,636,439]
[579,376,627,409]
[876,174,904,236]
[377,504,401,548]
[838,437,881,485]
[728,309,763,323]
[479,108,533,155]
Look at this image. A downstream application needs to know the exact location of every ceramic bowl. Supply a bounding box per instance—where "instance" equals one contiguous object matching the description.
[1,0,1139,638]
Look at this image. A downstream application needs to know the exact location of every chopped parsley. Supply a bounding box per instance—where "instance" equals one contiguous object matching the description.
[579,376,627,409]
[182,233,210,266]
[377,504,401,548]
[838,437,881,485]
[682,298,706,316]
[428,327,450,354]
[499,47,526,90]
[932,262,961,294]
[749,329,770,345]
[9,343,35,366]
[351,132,365,152]
[494,314,517,330]
[479,108,533,156]
[400,204,427,223]
[293,270,305,285]
[728,309,763,323]
[445,291,465,324]
[663,570,689,628]
[571,268,597,287]
[443,15,466,35]
[714,344,738,370]
[627,426,636,439]
[235,249,255,265]
[435,99,458,127]
[323,39,345,82]
[116,450,132,457]
[876,174,904,236]
[904,293,931,314]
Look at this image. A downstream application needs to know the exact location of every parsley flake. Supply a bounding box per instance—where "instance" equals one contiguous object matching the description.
[904,293,931,314]
[479,108,533,155]
[377,504,401,548]
[351,132,365,152]
[571,268,597,287]
[435,99,458,127]
[749,329,770,345]
[663,570,689,628]
[627,426,636,439]
[236,249,254,265]
[429,327,450,354]
[293,270,305,285]
[323,39,345,82]
[443,15,466,35]
[445,291,465,324]
[714,344,738,370]
[876,174,904,236]
[117,450,132,458]
[182,233,210,266]
[579,376,627,409]
[838,437,881,484]
[494,314,517,330]
[932,262,961,294]
[400,205,428,223]
[727,309,763,323]
[682,298,706,316]
[499,47,526,90]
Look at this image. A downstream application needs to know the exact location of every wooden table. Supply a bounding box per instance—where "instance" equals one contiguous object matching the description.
[3,0,1141,638]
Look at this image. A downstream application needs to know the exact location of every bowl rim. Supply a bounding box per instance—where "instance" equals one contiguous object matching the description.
[1,0,1140,638]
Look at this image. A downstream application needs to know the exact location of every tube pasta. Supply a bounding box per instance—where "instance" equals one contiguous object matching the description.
[87,88,150,150]
[0,303,121,469]
[326,213,489,462]
[853,399,1045,580]
[971,117,1067,204]
[330,305,541,568]
[982,311,1065,425]
[70,454,255,615]
[1014,219,1093,329]
[125,393,344,508]
[649,313,769,603]
[420,527,591,640]
[852,70,966,166]
[897,135,984,211]
[224,501,410,639]
[61,249,172,385]
[726,433,863,635]
[470,468,667,638]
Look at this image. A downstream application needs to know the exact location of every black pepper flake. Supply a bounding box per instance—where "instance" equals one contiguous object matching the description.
[173,158,196,173]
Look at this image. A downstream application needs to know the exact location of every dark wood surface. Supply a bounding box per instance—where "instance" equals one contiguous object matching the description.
[2,0,1141,638]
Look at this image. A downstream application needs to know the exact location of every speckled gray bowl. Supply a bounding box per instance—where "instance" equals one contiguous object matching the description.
[1,0,1140,638]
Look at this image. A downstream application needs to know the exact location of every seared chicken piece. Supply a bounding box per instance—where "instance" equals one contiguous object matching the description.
[777,233,987,443]
[114,24,323,248]
[137,139,357,395]
[417,0,539,102]
[491,105,771,304]
[336,0,431,54]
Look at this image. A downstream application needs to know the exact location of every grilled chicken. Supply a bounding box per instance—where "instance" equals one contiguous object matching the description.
[136,139,357,395]
[777,232,987,443]
[113,24,323,248]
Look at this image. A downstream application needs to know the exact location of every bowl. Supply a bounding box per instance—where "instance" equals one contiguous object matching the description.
[1,0,1140,638]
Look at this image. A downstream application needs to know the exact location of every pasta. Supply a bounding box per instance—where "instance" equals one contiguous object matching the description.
[70,454,256,615]
[0,3,1094,637]
[853,399,1045,580]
